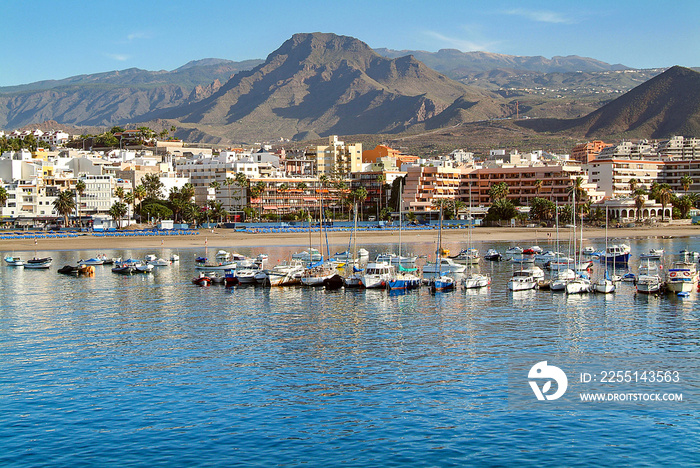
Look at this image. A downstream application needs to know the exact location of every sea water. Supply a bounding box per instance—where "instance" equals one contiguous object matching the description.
[0,236,698,466]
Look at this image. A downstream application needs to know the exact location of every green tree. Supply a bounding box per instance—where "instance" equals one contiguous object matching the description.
[680,174,693,194]
[75,180,86,227]
[133,185,147,221]
[628,178,638,194]
[224,177,236,221]
[530,197,556,222]
[485,198,518,222]
[0,186,8,208]
[250,181,266,220]
[633,189,647,221]
[488,182,509,202]
[141,173,164,200]
[657,184,672,221]
[53,190,76,227]
[108,202,128,229]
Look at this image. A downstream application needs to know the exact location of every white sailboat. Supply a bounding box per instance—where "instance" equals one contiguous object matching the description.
[566,186,591,294]
[462,187,490,289]
[386,180,421,290]
[594,207,615,293]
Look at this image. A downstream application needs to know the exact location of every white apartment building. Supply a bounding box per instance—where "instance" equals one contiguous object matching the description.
[588,159,666,197]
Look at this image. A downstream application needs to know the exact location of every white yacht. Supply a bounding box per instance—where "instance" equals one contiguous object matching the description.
[422,258,467,274]
[666,261,698,293]
[360,262,395,289]
[507,271,538,291]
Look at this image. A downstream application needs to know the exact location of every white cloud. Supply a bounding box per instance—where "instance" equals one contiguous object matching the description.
[503,8,573,24]
[423,30,493,52]
[127,32,150,41]
[106,53,130,61]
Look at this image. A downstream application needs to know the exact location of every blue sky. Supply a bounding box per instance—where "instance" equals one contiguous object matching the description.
[2,0,699,87]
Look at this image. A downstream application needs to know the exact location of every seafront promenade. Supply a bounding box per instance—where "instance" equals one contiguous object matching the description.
[0,222,696,252]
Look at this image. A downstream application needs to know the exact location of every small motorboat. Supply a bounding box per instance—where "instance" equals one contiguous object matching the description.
[224,270,239,287]
[484,249,502,262]
[112,261,136,275]
[195,256,208,263]
[24,257,52,269]
[192,273,211,286]
[621,272,636,282]
[170,254,180,262]
[640,249,664,260]
[79,257,105,266]
[4,256,24,266]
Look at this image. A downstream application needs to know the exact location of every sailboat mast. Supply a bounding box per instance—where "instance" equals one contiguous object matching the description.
[398,179,402,260]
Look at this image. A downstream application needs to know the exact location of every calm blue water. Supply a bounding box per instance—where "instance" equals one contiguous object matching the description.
[1,236,698,467]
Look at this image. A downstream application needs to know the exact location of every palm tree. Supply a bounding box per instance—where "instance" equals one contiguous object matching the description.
[108,202,128,229]
[377,173,386,215]
[534,179,543,199]
[633,189,647,221]
[124,192,134,225]
[223,177,236,221]
[0,186,8,210]
[141,173,164,200]
[133,185,146,221]
[680,175,693,194]
[115,186,125,203]
[278,182,289,216]
[657,184,672,221]
[75,180,86,228]
[250,181,266,220]
[628,178,638,195]
[53,190,76,227]
[488,182,509,202]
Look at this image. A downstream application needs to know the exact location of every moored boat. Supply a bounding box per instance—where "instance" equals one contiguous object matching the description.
[666,261,698,293]
[192,273,211,286]
[24,257,52,269]
[4,256,24,266]
[360,262,395,289]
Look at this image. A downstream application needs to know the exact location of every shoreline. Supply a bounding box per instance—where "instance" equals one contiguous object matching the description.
[1,224,698,254]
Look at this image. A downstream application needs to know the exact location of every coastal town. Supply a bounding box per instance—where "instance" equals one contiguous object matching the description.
[1,129,699,230]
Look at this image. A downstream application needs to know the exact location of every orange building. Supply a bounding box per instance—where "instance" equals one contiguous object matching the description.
[571,140,612,164]
[362,145,419,166]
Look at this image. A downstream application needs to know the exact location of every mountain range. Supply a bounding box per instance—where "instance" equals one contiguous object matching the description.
[2,32,699,148]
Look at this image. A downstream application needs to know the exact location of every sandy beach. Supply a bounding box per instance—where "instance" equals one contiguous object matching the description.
[1,223,697,253]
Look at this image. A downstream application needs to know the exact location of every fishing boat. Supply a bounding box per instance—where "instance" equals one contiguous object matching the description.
[430,275,455,292]
[215,250,231,261]
[24,257,52,269]
[301,261,338,287]
[224,270,239,287]
[360,262,395,289]
[385,183,422,291]
[192,272,211,286]
[666,261,699,293]
[636,262,664,294]
[4,256,24,266]
[600,244,631,264]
